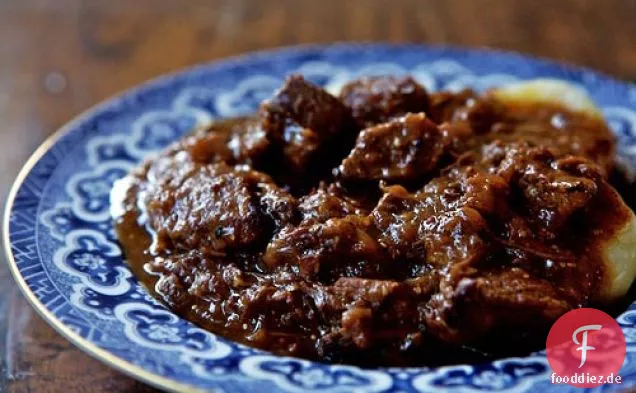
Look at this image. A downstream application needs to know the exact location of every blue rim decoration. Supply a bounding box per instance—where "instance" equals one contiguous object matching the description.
[5,44,636,393]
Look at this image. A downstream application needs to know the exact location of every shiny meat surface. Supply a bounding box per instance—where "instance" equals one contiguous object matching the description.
[338,113,445,182]
[339,76,430,128]
[260,75,356,174]
[113,74,630,366]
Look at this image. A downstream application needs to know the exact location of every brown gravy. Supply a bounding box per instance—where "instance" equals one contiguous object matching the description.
[112,75,634,366]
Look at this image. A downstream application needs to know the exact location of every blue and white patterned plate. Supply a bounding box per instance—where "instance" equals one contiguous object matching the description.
[5,44,636,393]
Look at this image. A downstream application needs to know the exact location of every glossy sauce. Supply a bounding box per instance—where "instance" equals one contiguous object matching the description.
[112,75,634,366]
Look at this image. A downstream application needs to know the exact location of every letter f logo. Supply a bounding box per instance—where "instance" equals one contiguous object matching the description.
[572,324,602,368]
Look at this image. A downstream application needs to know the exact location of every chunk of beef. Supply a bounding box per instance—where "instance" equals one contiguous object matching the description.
[518,171,597,232]
[263,215,390,282]
[183,133,233,163]
[330,277,405,304]
[339,76,430,128]
[419,207,489,268]
[298,182,370,224]
[144,162,296,255]
[329,278,411,349]
[371,168,503,267]
[429,89,502,134]
[154,272,190,309]
[141,147,200,191]
[339,113,445,183]
[260,75,356,172]
[485,99,616,175]
[254,180,300,229]
[371,185,425,262]
[425,268,572,343]
[495,145,601,233]
[148,251,321,348]
[149,251,254,304]
[416,164,510,216]
[185,117,270,165]
[114,75,626,366]
[339,306,374,348]
[428,89,477,123]
[314,278,422,351]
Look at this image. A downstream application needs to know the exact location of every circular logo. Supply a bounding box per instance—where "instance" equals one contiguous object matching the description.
[546,308,626,388]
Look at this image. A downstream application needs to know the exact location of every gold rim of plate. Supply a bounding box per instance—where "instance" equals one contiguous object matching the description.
[0,44,345,393]
[2,100,208,393]
[6,43,622,393]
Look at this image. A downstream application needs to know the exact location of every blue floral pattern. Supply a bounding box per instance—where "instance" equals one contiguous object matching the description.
[239,356,393,393]
[66,162,133,221]
[114,303,231,356]
[412,358,550,392]
[40,203,85,241]
[215,75,280,116]
[6,44,636,392]
[53,229,132,295]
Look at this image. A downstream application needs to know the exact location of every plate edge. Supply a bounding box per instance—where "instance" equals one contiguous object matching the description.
[3,42,635,393]
[2,106,210,393]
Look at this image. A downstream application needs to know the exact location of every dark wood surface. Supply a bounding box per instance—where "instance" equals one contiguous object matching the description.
[1,1,636,391]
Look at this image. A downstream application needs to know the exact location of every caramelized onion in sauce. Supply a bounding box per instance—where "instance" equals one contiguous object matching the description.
[112,75,635,366]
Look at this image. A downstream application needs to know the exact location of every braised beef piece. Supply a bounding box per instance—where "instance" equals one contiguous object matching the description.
[339,76,430,128]
[368,142,610,345]
[430,88,616,173]
[495,146,601,233]
[428,89,476,123]
[428,89,501,133]
[263,215,391,283]
[298,182,371,224]
[316,277,421,352]
[339,113,446,183]
[185,117,270,165]
[114,74,627,366]
[370,158,510,266]
[260,75,356,174]
[372,184,491,269]
[425,267,572,344]
[147,250,322,351]
[148,248,425,360]
[487,101,616,175]
[142,159,296,256]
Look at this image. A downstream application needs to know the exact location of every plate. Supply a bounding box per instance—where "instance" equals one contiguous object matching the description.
[5,44,636,393]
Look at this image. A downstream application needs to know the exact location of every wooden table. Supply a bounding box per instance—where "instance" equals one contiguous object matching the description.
[1,0,635,391]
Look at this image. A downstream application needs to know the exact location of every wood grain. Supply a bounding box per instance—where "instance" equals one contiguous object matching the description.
[1,0,635,391]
